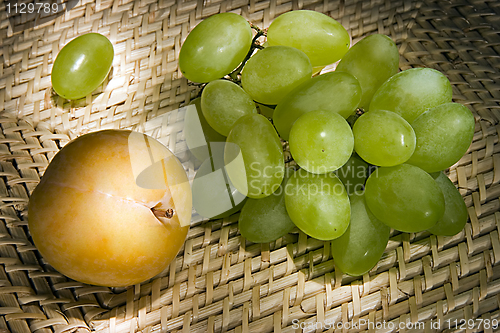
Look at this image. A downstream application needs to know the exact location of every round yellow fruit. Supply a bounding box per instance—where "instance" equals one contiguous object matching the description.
[28,130,192,287]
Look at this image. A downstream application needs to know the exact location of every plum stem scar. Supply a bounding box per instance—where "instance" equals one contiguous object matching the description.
[152,208,174,219]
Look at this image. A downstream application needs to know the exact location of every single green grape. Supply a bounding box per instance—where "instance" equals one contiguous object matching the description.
[284,169,350,240]
[241,46,312,105]
[201,80,257,136]
[289,110,354,174]
[224,114,284,199]
[184,98,227,162]
[331,191,390,276]
[427,172,468,236]
[192,151,247,219]
[407,102,475,173]
[336,34,399,110]
[266,10,350,68]
[353,110,416,167]
[273,71,361,140]
[258,104,275,118]
[51,33,114,100]
[335,154,370,195]
[369,67,453,123]
[179,13,253,83]
[238,168,296,243]
[364,164,445,233]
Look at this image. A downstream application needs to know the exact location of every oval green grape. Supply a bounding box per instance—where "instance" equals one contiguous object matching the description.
[364,164,445,233]
[51,33,114,100]
[336,34,399,110]
[241,46,312,105]
[335,154,370,195]
[179,13,253,83]
[267,10,350,68]
[369,67,453,123]
[224,114,284,199]
[407,102,475,173]
[273,71,361,140]
[353,110,416,167]
[289,110,354,174]
[201,80,257,136]
[331,191,390,276]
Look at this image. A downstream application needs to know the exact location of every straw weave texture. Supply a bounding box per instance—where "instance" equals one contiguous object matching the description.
[1,0,500,332]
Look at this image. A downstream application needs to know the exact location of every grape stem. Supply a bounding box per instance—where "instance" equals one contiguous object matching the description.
[228,28,266,81]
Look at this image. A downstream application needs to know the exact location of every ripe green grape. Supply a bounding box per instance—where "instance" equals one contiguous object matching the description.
[289,110,353,174]
[266,10,350,68]
[273,71,361,140]
[179,13,252,83]
[52,33,114,100]
[224,114,284,199]
[201,80,257,136]
[407,103,475,173]
[184,98,226,162]
[335,154,370,195]
[427,172,468,236]
[284,169,350,240]
[369,67,453,123]
[238,168,296,243]
[365,164,445,233]
[336,34,399,110]
[353,110,416,167]
[192,151,247,219]
[331,192,390,276]
[241,46,312,105]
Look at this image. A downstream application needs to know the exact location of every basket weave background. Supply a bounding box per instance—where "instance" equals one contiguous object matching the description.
[1,0,500,332]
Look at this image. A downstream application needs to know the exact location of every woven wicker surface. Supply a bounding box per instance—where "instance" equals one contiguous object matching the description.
[1,0,500,332]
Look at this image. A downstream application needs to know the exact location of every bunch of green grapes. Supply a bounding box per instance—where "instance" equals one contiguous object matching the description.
[180,10,475,277]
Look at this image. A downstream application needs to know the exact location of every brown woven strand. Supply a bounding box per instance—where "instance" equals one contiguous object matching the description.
[1,0,500,332]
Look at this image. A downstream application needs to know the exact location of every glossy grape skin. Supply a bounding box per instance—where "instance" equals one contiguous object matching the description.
[51,33,114,100]
[365,164,445,233]
[289,110,354,174]
[284,169,350,240]
[335,154,369,195]
[238,168,296,243]
[369,68,453,123]
[331,192,390,276]
[224,114,284,199]
[407,103,475,173]
[336,34,399,110]
[266,10,350,68]
[353,110,416,167]
[179,13,252,83]
[241,46,312,105]
[192,153,247,219]
[201,80,257,136]
[184,98,227,162]
[427,172,468,236]
[273,71,361,140]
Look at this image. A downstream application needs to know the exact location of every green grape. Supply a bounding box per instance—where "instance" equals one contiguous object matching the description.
[427,172,468,236]
[179,13,252,83]
[284,169,350,240]
[241,46,312,105]
[273,71,361,140]
[336,34,399,110]
[224,114,284,199]
[289,110,353,174]
[238,168,296,243]
[201,80,257,136]
[51,33,114,100]
[258,104,275,118]
[353,110,416,167]
[192,148,247,219]
[331,191,390,276]
[407,103,475,173]
[369,67,453,123]
[335,154,369,195]
[266,10,350,68]
[364,164,445,233]
[184,98,226,162]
